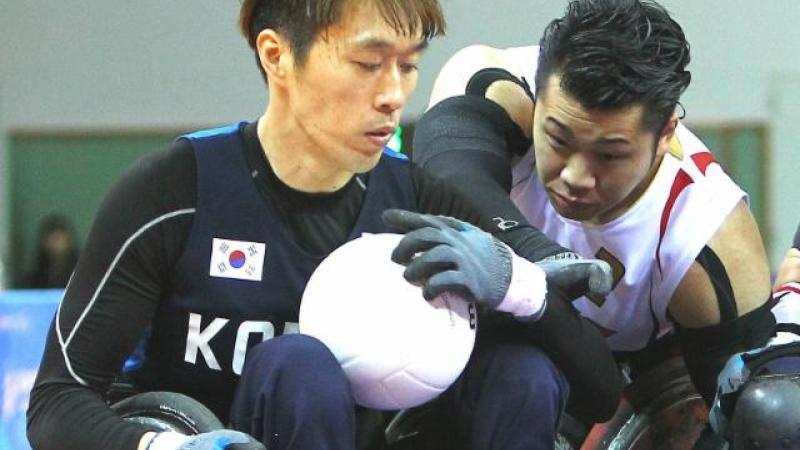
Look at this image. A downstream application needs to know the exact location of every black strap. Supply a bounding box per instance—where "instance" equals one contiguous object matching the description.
[696,245,738,322]
[465,67,534,100]
[742,341,800,375]
[775,322,800,337]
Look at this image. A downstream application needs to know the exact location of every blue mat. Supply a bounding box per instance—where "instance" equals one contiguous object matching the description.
[0,290,62,450]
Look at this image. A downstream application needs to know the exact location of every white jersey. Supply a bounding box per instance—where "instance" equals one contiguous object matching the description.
[503,46,746,351]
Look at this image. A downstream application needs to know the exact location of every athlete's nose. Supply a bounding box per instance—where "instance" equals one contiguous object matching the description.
[560,154,595,193]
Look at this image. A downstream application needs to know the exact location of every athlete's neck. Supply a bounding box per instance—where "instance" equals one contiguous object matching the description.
[257,113,354,193]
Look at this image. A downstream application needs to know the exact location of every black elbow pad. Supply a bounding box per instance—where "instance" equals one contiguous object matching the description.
[676,299,776,403]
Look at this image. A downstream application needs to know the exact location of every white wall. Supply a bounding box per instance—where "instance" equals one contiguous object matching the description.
[768,76,800,264]
[2,0,799,264]
[4,0,800,128]
[1,0,264,129]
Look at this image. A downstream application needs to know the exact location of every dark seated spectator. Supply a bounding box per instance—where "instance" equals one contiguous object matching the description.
[22,214,79,289]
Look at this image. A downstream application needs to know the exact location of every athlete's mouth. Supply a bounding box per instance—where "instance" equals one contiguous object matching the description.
[550,190,590,208]
[365,126,396,148]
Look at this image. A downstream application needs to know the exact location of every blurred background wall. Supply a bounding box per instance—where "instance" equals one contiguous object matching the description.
[1,0,799,287]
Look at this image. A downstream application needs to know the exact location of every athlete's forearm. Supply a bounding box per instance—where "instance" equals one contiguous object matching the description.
[412,97,568,261]
[520,293,622,423]
[28,379,149,450]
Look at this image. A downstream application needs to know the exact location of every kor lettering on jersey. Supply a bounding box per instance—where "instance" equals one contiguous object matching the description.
[209,238,266,281]
[184,312,298,375]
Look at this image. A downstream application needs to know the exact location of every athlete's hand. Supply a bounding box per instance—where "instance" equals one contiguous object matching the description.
[147,430,266,450]
[383,209,548,319]
[537,252,613,300]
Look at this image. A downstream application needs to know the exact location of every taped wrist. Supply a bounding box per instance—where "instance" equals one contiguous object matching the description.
[465,67,534,100]
[495,248,549,320]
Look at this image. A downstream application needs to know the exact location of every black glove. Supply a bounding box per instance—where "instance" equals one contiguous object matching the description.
[147,430,266,450]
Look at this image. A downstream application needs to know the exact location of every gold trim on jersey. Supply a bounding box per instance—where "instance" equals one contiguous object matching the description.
[667,135,684,160]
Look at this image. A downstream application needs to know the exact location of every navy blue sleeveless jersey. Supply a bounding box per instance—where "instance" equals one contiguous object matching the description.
[127,123,417,418]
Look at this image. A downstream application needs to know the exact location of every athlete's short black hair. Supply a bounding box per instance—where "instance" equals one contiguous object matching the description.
[239,0,445,81]
[535,0,691,133]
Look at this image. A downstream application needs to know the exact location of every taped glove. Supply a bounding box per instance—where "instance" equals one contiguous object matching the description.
[383,209,548,319]
[146,430,265,450]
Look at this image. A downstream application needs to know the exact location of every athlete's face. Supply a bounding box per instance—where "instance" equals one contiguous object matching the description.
[533,74,676,223]
[283,3,426,173]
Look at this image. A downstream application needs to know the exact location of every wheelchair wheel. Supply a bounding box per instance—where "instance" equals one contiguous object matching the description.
[582,357,710,450]
[603,382,707,449]
[111,391,224,434]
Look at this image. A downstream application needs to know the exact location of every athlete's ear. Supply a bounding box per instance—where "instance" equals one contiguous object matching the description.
[256,28,291,86]
[655,112,679,158]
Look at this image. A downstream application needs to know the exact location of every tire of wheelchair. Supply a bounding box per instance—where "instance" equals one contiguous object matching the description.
[601,382,707,450]
[110,391,225,434]
[580,357,710,450]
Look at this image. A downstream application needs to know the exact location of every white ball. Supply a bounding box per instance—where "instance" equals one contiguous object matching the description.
[299,233,477,410]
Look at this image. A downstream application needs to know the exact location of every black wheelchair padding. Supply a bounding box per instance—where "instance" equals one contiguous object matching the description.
[111,391,224,434]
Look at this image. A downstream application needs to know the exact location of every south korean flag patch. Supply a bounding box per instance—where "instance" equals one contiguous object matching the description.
[209,238,266,281]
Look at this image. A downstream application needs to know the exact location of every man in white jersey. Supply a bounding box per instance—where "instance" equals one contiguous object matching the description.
[411,0,800,445]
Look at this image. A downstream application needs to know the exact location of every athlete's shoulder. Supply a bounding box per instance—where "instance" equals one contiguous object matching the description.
[180,122,246,142]
[98,136,197,228]
[668,123,741,190]
[123,137,196,192]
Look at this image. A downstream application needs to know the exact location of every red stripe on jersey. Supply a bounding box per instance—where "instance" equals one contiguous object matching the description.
[656,169,694,272]
[775,283,800,295]
[691,152,717,175]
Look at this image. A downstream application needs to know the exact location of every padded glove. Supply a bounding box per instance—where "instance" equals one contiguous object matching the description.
[383,209,548,319]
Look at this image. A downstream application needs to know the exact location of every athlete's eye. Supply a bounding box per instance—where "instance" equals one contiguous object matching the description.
[399,63,419,74]
[355,61,381,72]
[546,133,567,148]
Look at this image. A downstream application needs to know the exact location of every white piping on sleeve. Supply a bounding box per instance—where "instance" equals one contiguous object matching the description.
[56,208,196,386]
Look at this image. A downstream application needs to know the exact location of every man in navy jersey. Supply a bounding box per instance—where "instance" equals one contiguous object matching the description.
[26,1,620,450]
